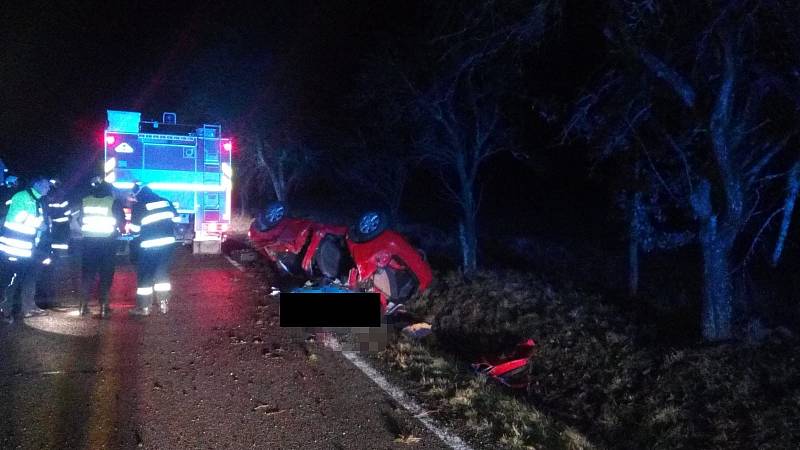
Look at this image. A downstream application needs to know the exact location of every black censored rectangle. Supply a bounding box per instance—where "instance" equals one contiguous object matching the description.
[279,292,381,327]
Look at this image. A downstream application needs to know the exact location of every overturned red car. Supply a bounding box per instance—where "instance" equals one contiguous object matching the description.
[249,203,432,314]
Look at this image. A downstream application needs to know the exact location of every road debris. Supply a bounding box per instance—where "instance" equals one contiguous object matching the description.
[394,434,422,444]
[253,404,285,416]
[471,338,535,389]
[401,322,432,339]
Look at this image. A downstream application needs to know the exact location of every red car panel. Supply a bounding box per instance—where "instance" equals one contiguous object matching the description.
[249,217,314,263]
[300,224,349,275]
[346,230,433,306]
[249,216,433,313]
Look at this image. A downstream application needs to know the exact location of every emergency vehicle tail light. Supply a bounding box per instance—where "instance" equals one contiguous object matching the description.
[223,141,232,152]
[205,222,229,233]
[106,135,116,145]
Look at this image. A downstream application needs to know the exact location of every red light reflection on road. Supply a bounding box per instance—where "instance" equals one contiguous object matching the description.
[175,267,242,329]
[109,267,138,307]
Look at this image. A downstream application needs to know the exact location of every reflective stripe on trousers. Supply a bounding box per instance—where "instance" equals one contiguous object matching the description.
[136,287,154,296]
[140,237,176,248]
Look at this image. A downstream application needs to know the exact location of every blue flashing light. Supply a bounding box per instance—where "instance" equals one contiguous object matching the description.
[106,110,141,133]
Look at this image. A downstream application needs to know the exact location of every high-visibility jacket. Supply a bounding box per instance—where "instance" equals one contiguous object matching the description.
[130,194,178,249]
[80,195,118,238]
[0,188,45,259]
[46,198,73,252]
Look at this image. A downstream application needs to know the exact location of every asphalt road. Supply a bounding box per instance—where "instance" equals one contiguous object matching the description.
[0,247,452,450]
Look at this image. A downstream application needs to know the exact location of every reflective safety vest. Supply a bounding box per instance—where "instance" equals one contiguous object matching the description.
[131,198,177,249]
[0,189,44,260]
[81,195,117,238]
[47,199,72,252]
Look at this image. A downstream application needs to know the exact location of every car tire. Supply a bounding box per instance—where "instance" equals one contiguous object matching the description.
[257,201,288,232]
[349,211,389,243]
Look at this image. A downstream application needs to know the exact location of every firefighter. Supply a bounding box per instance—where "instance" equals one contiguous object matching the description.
[128,183,177,316]
[36,179,72,309]
[78,177,124,318]
[45,180,73,257]
[0,175,52,324]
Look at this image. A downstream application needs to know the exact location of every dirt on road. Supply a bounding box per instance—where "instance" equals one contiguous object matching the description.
[0,247,453,450]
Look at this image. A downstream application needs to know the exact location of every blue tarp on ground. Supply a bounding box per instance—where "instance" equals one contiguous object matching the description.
[290,285,352,294]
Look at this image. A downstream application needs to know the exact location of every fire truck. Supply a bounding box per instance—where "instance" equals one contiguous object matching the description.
[103,110,232,253]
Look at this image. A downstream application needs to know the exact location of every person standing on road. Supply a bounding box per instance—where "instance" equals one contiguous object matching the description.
[36,179,72,309]
[0,175,52,323]
[128,183,178,316]
[78,177,124,318]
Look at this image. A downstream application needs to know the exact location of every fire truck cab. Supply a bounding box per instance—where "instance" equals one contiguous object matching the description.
[103,110,232,254]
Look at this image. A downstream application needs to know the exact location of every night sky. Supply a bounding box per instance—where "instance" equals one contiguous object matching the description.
[1,0,611,236]
[1,1,406,170]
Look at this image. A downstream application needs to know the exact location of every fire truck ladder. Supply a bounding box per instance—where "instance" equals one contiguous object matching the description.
[198,124,223,236]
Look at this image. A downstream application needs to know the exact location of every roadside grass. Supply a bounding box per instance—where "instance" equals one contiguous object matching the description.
[374,337,594,450]
[376,270,800,450]
[238,219,799,449]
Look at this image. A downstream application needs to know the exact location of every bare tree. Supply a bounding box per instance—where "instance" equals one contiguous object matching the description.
[409,0,558,275]
[335,50,422,223]
[177,42,321,211]
[565,0,800,341]
[335,131,409,223]
[254,129,318,203]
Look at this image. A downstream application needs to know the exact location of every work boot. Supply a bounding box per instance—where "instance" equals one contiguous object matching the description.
[100,304,112,319]
[23,307,49,318]
[156,293,169,314]
[1,307,13,325]
[129,306,150,316]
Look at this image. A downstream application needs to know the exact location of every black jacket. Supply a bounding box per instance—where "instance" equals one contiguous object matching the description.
[131,189,177,244]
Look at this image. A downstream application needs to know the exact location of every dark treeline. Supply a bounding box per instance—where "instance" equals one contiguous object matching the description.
[5,0,800,343]
[178,0,800,343]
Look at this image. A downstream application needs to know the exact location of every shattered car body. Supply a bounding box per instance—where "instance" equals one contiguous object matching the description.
[345,230,432,309]
[251,216,315,275]
[248,203,432,313]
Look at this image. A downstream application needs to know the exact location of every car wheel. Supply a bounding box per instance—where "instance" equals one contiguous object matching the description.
[257,201,287,232]
[349,211,388,243]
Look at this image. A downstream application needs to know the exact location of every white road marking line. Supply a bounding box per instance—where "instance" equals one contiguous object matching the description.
[225,255,246,272]
[322,335,474,450]
[232,258,471,448]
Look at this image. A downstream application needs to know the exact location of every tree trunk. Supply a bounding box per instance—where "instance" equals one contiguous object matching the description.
[273,182,286,202]
[772,160,800,266]
[629,232,639,298]
[239,189,247,215]
[628,191,642,297]
[270,162,286,202]
[388,172,406,226]
[238,176,249,214]
[457,166,479,277]
[388,205,401,227]
[459,219,478,276]
[699,216,734,342]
